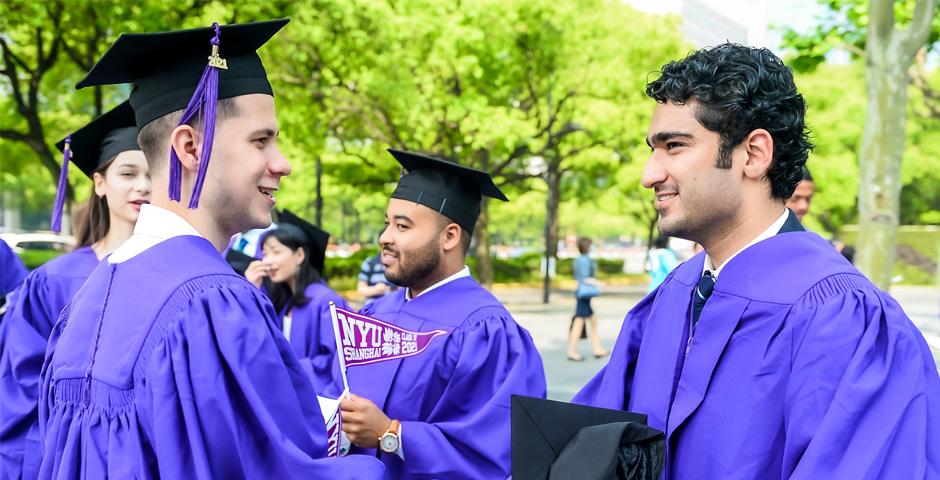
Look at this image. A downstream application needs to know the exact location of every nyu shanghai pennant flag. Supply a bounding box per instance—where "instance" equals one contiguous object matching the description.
[332,305,448,368]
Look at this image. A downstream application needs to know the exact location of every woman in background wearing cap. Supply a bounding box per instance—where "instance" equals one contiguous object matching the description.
[246,209,350,394]
[0,102,149,479]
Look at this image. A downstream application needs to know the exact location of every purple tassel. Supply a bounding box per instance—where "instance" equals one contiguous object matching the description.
[168,22,225,208]
[50,135,71,233]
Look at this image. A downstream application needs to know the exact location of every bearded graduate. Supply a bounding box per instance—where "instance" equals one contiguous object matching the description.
[37,20,382,478]
[246,209,350,393]
[337,149,547,479]
[0,102,149,480]
[572,43,940,478]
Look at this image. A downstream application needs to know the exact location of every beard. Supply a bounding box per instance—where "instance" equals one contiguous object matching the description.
[383,236,442,289]
[656,153,738,243]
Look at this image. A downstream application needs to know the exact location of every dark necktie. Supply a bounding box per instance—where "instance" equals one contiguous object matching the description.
[692,271,715,328]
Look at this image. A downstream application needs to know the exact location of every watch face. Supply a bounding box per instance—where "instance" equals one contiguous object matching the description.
[380,434,399,452]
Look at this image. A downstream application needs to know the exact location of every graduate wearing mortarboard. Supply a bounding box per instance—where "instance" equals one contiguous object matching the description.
[337,149,547,479]
[0,101,148,480]
[37,20,383,478]
[245,209,352,393]
[572,44,940,478]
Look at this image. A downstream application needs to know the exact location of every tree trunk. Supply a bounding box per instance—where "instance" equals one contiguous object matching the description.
[25,113,60,183]
[354,209,362,244]
[315,155,323,226]
[474,197,494,287]
[856,48,905,290]
[472,150,495,287]
[542,164,561,304]
[855,0,936,290]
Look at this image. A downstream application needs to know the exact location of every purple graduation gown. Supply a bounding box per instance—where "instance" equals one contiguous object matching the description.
[0,240,27,301]
[0,247,99,480]
[277,282,350,393]
[347,276,546,479]
[38,236,383,479]
[573,232,940,478]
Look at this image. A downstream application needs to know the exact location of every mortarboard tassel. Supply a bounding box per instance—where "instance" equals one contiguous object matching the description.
[50,135,71,233]
[168,22,226,208]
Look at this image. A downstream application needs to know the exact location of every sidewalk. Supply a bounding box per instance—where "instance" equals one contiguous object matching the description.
[494,284,646,401]
[494,284,940,401]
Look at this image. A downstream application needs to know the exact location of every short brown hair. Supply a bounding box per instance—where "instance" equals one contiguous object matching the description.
[577,237,592,254]
[137,97,240,172]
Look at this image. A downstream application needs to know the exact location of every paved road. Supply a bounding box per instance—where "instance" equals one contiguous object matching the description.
[494,284,940,401]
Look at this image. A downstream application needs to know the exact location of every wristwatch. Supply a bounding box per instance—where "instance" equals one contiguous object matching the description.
[378,419,401,453]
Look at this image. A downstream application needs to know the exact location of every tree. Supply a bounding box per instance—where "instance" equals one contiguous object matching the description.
[0,0,217,230]
[857,0,937,289]
[3,0,688,289]
[0,1,66,184]
[784,0,938,289]
[265,0,684,288]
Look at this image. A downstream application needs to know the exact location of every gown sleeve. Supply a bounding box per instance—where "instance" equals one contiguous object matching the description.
[0,270,58,479]
[138,276,384,479]
[0,241,27,299]
[397,307,547,479]
[782,275,940,478]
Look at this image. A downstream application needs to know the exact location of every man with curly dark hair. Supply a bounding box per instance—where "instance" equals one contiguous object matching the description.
[573,44,939,478]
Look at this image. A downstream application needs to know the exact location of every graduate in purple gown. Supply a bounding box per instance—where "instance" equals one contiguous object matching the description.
[0,240,27,314]
[573,43,940,478]
[37,20,382,479]
[246,209,351,392]
[338,149,546,479]
[0,102,149,480]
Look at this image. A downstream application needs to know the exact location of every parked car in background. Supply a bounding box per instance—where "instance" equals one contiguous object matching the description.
[1,232,76,270]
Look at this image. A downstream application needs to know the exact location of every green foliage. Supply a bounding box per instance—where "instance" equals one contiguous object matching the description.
[464,252,626,283]
[323,247,376,292]
[793,63,940,235]
[0,0,241,226]
[839,225,939,284]
[259,0,687,246]
[5,0,935,287]
[325,248,375,281]
[16,249,66,270]
[781,0,939,72]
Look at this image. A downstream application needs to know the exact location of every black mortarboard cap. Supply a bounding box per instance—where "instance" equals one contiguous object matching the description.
[388,149,508,234]
[225,248,257,276]
[76,19,288,128]
[511,395,665,480]
[54,101,139,178]
[50,101,140,233]
[274,209,330,274]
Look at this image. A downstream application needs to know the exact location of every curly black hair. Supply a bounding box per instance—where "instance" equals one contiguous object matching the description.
[646,43,814,199]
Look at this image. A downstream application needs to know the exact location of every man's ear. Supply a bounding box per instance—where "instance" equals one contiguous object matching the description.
[741,128,774,180]
[440,222,462,253]
[169,124,200,172]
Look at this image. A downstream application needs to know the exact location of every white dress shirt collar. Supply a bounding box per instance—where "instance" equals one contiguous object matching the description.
[405,265,471,301]
[108,203,204,264]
